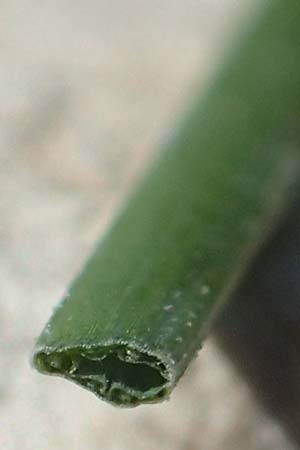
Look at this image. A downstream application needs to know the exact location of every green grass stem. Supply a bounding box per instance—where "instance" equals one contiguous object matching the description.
[33,0,300,406]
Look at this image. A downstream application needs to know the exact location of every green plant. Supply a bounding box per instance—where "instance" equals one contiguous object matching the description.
[32,0,300,407]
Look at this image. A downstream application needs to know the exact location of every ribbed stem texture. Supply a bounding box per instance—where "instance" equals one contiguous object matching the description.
[33,0,300,406]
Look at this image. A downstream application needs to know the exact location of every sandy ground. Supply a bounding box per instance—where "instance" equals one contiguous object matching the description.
[0,1,296,449]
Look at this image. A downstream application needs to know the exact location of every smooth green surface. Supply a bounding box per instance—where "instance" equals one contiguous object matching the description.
[33,0,300,406]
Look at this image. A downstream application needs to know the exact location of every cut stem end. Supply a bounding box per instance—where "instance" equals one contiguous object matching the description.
[33,344,172,407]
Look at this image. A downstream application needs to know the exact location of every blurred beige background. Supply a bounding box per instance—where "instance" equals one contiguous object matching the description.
[0,1,296,449]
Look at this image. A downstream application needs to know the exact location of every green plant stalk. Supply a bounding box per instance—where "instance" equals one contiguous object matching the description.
[33,0,300,407]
